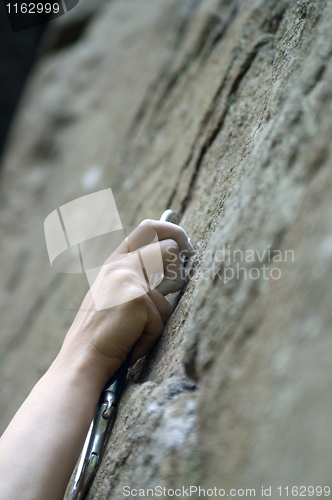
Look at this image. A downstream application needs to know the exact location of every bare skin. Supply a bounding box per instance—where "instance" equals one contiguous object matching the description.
[0,219,194,500]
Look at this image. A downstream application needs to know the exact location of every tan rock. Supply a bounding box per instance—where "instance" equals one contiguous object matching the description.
[0,0,331,498]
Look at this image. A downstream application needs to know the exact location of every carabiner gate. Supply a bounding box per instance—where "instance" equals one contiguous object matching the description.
[72,390,116,500]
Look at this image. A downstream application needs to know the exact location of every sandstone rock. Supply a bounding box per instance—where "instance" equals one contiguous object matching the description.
[0,0,331,498]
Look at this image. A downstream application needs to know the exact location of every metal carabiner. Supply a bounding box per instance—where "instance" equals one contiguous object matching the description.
[72,390,117,500]
[160,209,181,225]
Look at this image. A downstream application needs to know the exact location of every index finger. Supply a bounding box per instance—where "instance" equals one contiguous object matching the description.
[115,219,194,256]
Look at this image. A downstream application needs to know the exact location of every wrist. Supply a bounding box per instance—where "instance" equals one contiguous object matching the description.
[52,342,114,395]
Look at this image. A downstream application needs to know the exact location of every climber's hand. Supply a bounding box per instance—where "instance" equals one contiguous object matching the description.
[0,219,195,500]
[59,219,194,386]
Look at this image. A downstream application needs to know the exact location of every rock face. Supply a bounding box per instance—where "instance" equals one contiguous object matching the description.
[1,0,332,498]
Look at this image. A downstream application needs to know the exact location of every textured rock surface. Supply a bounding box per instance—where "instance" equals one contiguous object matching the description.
[1,0,332,498]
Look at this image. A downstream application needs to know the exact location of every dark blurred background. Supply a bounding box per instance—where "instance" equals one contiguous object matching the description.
[0,1,47,159]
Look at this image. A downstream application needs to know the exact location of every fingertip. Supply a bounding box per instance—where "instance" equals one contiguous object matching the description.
[188,238,195,253]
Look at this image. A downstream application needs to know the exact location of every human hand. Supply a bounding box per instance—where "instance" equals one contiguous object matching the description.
[58,219,195,387]
[0,219,194,500]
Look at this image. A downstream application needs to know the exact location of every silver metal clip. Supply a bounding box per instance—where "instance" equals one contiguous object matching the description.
[160,209,181,225]
[72,390,117,500]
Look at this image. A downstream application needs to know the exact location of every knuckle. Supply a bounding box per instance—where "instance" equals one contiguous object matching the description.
[139,218,153,227]
[104,265,145,288]
[168,238,179,251]
[164,238,180,257]
[122,293,149,320]
[130,293,148,308]
[118,293,148,324]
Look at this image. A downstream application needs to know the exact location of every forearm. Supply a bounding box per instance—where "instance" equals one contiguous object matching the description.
[0,351,109,500]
